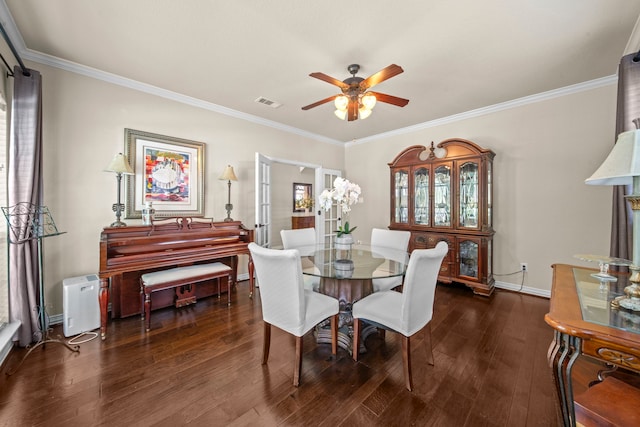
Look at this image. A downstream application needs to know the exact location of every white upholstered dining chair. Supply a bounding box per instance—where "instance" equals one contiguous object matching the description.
[281,227,320,291]
[352,241,448,391]
[370,228,411,292]
[248,242,339,387]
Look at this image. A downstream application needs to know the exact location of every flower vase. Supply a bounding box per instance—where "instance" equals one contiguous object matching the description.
[335,234,353,260]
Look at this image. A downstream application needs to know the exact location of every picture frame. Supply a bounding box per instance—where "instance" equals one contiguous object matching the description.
[124,128,205,219]
[293,182,313,212]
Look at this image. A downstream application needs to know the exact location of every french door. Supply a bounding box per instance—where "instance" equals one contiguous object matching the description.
[254,152,272,247]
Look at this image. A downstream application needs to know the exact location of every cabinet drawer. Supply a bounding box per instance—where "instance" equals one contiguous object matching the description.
[582,339,640,373]
[292,216,314,229]
[411,233,451,249]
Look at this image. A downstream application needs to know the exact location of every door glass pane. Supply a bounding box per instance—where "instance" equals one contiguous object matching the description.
[323,171,341,246]
[434,165,450,227]
[459,161,478,228]
[394,170,409,223]
[459,239,478,279]
[414,167,428,225]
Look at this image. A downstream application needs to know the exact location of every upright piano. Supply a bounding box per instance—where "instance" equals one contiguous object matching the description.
[99,217,254,339]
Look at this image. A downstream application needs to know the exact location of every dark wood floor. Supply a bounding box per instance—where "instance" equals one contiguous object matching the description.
[0,281,609,426]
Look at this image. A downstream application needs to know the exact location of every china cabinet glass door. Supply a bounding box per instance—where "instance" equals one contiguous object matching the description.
[394,170,409,223]
[434,165,451,227]
[414,167,429,225]
[459,239,479,279]
[459,161,479,228]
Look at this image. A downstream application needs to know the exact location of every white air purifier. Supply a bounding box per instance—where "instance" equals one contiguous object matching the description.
[63,274,100,337]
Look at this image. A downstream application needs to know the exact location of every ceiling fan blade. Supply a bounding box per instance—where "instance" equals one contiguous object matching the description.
[309,72,350,90]
[301,94,339,110]
[347,101,358,121]
[368,91,410,107]
[359,64,404,90]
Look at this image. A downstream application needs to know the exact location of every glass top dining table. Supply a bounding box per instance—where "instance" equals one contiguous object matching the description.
[294,243,410,353]
[295,243,409,281]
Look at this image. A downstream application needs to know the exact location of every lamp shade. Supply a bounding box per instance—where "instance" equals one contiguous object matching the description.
[334,95,349,111]
[361,93,377,110]
[105,153,134,175]
[334,109,347,120]
[219,165,238,181]
[586,129,640,186]
[358,106,372,120]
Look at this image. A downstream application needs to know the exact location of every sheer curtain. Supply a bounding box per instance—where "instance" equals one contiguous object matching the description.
[611,53,640,260]
[8,66,43,346]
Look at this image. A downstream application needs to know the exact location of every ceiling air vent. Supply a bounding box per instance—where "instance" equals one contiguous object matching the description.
[255,96,282,108]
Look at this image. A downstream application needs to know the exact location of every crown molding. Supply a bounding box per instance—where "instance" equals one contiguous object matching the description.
[0,0,619,149]
[345,75,617,147]
[24,49,344,146]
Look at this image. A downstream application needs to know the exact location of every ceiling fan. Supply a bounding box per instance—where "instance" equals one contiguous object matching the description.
[302,63,409,121]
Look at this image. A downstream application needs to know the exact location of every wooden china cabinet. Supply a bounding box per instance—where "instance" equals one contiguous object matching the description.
[388,138,496,296]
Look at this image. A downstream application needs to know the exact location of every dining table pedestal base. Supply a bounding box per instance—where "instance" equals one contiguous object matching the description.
[316,277,377,354]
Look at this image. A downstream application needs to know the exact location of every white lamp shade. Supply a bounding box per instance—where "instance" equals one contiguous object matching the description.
[586,129,640,186]
[105,153,134,175]
[334,109,347,120]
[361,93,377,110]
[358,106,372,120]
[219,165,238,181]
[334,95,349,111]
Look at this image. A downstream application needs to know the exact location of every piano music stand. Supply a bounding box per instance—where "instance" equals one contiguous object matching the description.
[2,202,79,375]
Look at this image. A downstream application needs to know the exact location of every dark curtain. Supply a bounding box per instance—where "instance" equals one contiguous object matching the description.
[8,67,43,346]
[611,53,640,260]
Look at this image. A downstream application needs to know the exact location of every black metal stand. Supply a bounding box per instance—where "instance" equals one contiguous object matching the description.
[2,202,79,375]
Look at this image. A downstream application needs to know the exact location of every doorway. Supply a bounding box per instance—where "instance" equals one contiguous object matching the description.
[254,152,341,248]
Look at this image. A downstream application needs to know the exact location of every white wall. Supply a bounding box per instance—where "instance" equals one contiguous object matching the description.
[345,84,617,295]
[17,57,621,315]
[36,63,344,315]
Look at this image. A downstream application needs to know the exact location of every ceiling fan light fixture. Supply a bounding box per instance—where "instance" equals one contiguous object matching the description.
[358,105,372,120]
[334,109,347,120]
[334,95,349,111]
[361,93,376,110]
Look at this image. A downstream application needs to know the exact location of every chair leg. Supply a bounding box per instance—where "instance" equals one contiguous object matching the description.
[352,318,361,361]
[402,335,413,391]
[140,282,145,320]
[262,322,271,365]
[294,335,303,387]
[144,291,152,332]
[331,314,338,355]
[424,322,434,366]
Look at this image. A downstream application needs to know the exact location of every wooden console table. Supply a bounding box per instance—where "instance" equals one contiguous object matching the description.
[545,263,640,426]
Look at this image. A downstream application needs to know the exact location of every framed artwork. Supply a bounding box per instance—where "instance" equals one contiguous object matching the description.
[124,128,205,219]
[293,182,313,212]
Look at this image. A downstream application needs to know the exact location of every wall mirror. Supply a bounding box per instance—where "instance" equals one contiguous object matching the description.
[293,182,313,212]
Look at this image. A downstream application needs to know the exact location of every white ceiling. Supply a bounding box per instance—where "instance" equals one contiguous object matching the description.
[2,1,640,144]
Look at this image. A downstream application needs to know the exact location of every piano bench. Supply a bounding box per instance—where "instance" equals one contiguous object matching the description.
[140,262,232,332]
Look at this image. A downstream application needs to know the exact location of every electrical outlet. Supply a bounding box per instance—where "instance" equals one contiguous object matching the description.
[520,263,528,272]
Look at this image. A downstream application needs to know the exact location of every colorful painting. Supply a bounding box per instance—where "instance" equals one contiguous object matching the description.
[124,129,205,218]
[144,148,191,202]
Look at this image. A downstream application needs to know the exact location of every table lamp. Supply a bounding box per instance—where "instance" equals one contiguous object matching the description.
[219,165,238,222]
[105,153,134,227]
[586,122,640,310]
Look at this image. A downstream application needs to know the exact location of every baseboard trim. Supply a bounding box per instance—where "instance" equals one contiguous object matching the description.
[495,280,550,298]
